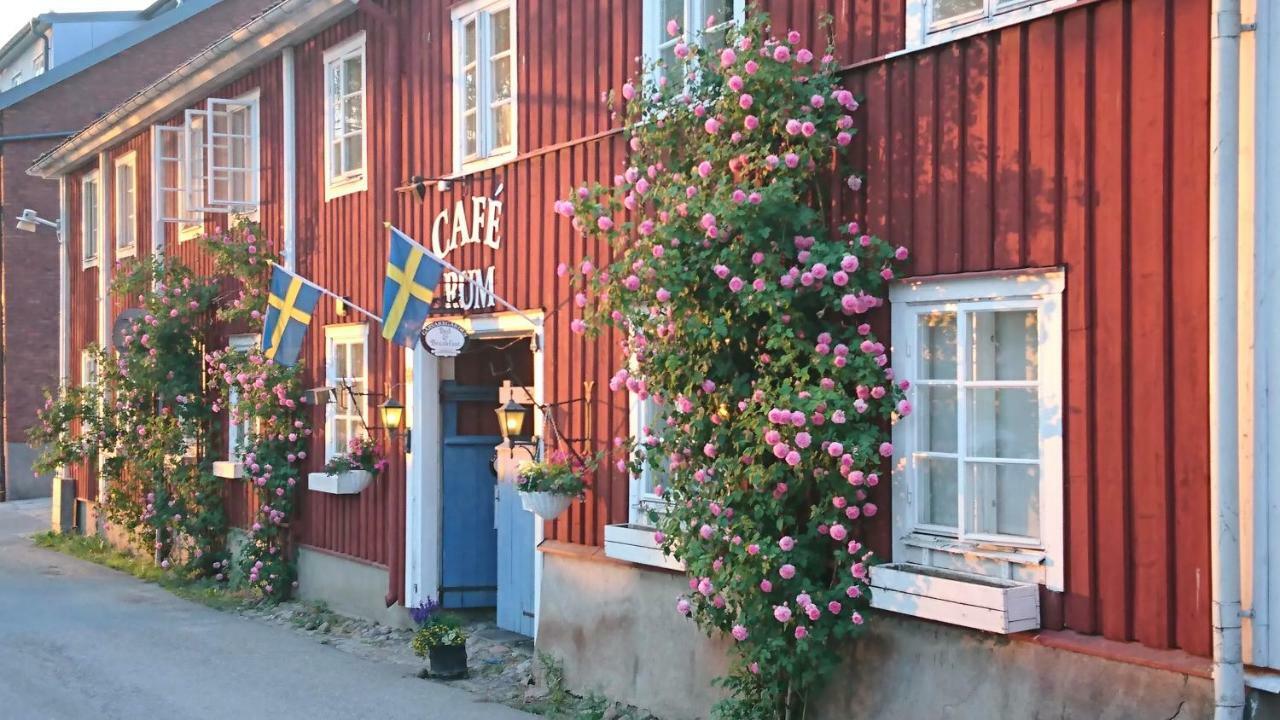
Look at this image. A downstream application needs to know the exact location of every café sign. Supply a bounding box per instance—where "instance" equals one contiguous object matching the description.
[431,196,502,311]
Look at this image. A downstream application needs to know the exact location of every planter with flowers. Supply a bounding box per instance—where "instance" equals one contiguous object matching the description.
[514,447,592,520]
[410,600,469,679]
[308,436,385,495]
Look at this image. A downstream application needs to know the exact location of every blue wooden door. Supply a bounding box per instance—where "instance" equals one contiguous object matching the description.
[496,477,536,635]
[440,383,500,608]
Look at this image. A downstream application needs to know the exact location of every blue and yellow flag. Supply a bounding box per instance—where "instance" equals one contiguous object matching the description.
[381,227,446,348]
[262,264,321,366]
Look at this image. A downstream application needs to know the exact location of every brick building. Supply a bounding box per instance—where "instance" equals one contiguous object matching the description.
[0,0,268,500]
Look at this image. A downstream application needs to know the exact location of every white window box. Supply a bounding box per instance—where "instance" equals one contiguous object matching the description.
[308,469,372,495]
[604,523,683,571]
[869,562,1040,634]
[213,461,244,480]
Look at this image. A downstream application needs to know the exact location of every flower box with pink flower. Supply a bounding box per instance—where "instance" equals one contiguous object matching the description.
[513,447,592,520]
[308,436,385,496]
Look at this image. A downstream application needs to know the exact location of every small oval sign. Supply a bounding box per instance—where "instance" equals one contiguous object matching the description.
[420,321,468,357]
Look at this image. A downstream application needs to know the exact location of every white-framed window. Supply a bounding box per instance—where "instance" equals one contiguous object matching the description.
[905,0,1074,50]
[642,0,745,77]
[172,90,260,224]
[628,393,669,525]
[79,349,98,388]
[9,71,21,89]
[114,152,137,257]
[81,170,100,267]
[451,0,517,173]
[325,324,369,461]
[323,32,368,200]
[227,334,258,459]
[32,50,44,77]
[889,269,1065,591]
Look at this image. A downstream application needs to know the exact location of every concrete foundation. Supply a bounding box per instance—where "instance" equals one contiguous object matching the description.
[4,443,50,500]
[296,546,412,629]
[537,550,1217,720]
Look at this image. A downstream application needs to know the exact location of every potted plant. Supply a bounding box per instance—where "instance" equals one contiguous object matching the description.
[309,436,385,494]
[514,447,592,520]
[410,602,469,680]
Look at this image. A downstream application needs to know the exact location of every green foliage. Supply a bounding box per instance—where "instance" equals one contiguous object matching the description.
[411,613,469,654]
[555,11,909,719]
[515,447,596,496]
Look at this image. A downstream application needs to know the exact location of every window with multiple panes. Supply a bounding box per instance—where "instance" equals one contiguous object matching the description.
[906,0,1073,49]
[227,334,258,459]
[114,152,137,256]
[81,170,100,266]
[323,33,367,199]
[325,324,368,461]
[889,270,1065,589]
[629,394,670,524]
[452,0,516,171]
[642,0,745,77]
[80,349,97,388]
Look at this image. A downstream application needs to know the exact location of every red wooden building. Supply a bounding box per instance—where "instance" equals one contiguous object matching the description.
[25,0,1280,717]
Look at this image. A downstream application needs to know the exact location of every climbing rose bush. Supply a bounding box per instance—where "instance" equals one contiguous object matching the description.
[555,13,909,719]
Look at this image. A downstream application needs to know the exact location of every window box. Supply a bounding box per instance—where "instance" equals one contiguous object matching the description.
[603,523,683,571]
[869,562,1039,634]
[308,469,372,495]
[212,461,244,480]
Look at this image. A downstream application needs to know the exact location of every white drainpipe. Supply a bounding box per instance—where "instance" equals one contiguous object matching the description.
[1210,0,1246,717]
[282,45,297,271]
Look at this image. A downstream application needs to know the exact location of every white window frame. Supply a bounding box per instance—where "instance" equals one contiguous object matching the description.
[180,90,261,224]
[32,50,44,77]
[904,0,1075,51]
[226,334,258,460]
[113,152,138,258]
[324,324,369,462]
[79,349,97,388]
[323,32,369,201]
[642,0,746,71]
[451,0,518,174]
[889,268,1065,592]
[627,392,669,525]
[81,170,100,268]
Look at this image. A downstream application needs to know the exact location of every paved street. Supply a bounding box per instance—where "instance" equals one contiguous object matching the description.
[0,499,533,720]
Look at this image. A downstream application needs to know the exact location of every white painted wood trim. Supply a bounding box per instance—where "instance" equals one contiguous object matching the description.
[113,151,138,258]
[96,151,110,501]
[604,523,684,571]
[212,461,244,479]
[322,32,368,201]
[869,563,1040,634]
[282,46,297,269]
[451,0,519,174]
[904,0,1075,53]
[307,469,373,495]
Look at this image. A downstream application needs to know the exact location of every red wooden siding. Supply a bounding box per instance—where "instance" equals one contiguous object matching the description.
[54,0,1212,658]
[66,168,97,502]
[847,2,1211,656]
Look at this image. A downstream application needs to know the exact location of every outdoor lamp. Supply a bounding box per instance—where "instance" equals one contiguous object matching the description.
[15,208,58,233]
[495,398,528,444]
[379,397,404,431]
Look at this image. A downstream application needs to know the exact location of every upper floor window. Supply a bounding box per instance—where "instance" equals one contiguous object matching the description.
[323,33,368,200]
[906,0,1074,50]
[889,269,1065,590]
[81,170,100,267]
[642,0,744,77]
[452,0,516,172]
[325,324,369,462]
[114,152,137,257]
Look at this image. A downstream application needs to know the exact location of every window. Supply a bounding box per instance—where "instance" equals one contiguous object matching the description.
[177,91,260,221]
[227,334,258,459]
[452,0,516,172]
[81,170,100,267]
[642,0,745,78]
[325,324,368,461]
[889,269,1064,590]
[31,50,44,76]
[323,33,367,199]
[628,394,669,525]
[80,349,98,388]
[9,71,21,89]
[114,152,137,257]
[905,0,1074,50]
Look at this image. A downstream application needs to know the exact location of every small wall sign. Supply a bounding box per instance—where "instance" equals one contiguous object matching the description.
[421,321,469,357]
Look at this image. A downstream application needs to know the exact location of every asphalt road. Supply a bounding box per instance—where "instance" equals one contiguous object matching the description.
[0,498,533,720]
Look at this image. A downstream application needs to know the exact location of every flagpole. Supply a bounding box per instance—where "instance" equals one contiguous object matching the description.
[270,261,384,323]
[384,222,543,332]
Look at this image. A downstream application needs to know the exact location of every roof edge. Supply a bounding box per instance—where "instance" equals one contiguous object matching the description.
[28,0,360,178]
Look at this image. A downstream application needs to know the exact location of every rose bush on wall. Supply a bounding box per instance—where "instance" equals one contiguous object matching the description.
[555,11,910,719]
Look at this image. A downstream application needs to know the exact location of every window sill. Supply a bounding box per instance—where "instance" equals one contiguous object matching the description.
[902,533,1046,566]
[454,151,517,178]
[212,461,244,479]
[116,245,137,260]
[603,523,683,571]
[325,175,367,202]
[869,562,1040,634]
[902,0,1078,55]
[178,224,202,243]
[82,258,99,270]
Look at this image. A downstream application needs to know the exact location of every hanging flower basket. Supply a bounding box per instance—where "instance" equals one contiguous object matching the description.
[518,490,575,520]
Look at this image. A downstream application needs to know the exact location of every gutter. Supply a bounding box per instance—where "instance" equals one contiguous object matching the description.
[1209,1,1246,718]
[0,130,75,144]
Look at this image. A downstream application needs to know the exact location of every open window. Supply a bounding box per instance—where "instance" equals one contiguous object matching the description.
[905,0,1075,50]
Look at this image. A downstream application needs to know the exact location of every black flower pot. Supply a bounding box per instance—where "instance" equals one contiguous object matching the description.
[428,643,468,679]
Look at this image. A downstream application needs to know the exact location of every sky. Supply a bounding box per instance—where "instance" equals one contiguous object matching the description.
[0,1,154,44]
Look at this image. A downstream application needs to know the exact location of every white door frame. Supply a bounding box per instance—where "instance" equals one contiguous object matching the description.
[404,310,545,614]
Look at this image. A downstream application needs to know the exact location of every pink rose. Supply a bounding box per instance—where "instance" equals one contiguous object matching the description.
[773,605,793,623]
[780,564,796,579]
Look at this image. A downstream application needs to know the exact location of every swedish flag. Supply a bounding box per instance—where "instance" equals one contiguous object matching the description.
[262,264,321,367]
[382,227,445,348]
